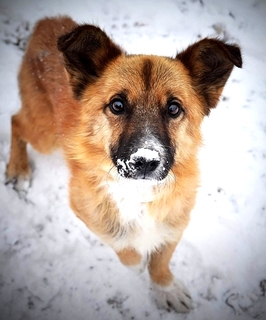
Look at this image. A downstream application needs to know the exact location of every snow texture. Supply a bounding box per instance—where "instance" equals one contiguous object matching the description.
[0,0,266,319]
[130,148,160,161]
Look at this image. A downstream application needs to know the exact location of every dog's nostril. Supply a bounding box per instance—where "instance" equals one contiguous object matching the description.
[135,159,145,171]
[148,160,160,172]
[133,157,160,173]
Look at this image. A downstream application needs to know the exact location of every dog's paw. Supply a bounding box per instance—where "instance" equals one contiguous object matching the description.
[151,280,192,313]
[5,170,31,193]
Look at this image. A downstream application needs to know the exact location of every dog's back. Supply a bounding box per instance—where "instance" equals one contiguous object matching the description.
[18,16,77,153]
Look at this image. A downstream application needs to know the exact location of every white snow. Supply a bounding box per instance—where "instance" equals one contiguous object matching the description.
[130,148,160,161]
[0,0,266,319]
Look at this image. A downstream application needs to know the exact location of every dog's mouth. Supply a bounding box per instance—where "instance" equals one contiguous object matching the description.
[115,148,170,181]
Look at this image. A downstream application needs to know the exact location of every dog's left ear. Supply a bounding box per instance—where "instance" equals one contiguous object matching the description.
[58,25,123,99]
[177,38,242,115]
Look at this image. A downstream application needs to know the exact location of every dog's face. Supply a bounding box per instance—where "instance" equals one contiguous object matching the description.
[58,25,242,181]
[91,55,204,182]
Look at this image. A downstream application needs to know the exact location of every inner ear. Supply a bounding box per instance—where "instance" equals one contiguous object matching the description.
[57,24,123,99]
[176,38,242,115]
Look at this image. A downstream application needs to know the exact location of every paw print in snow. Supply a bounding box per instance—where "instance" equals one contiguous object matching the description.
[1,19,31,51]
[225,282,266,319]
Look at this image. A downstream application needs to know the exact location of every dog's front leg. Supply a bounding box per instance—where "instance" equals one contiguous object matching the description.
[6,114,31,191]
[148,242,192,313]
[116,248,148,275]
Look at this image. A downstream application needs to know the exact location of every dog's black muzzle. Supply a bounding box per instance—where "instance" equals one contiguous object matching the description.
[111,132,174,181]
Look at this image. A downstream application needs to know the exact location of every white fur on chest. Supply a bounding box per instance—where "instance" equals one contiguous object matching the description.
[106,178,175,256]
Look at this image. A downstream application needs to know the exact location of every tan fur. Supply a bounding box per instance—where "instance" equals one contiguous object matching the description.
[6,16,242,312]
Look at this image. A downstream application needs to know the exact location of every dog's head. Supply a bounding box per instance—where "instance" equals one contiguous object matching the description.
[58,25,242,182]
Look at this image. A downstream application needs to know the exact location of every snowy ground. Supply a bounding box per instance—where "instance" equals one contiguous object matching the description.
[0,0,266,319]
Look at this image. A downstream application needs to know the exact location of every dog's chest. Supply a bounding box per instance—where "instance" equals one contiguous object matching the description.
[106,179,175,255]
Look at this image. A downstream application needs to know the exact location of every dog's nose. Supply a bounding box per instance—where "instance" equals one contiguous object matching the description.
[132,157,160,176]
[116,148,163,179]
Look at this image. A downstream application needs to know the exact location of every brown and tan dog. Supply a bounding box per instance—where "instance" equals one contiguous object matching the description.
[6,16,242,312]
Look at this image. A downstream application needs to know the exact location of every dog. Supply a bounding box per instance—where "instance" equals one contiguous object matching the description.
[6,16,242,313]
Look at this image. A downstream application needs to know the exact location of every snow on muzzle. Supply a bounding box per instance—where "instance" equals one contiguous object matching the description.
[116,148,168,180]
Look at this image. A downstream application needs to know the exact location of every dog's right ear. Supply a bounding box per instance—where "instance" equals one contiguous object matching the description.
[177,38,242,115]
[57,25,123,99]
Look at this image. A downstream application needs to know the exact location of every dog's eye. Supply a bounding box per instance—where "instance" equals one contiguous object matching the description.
[167,102,183,118]
[110,99,125,115]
